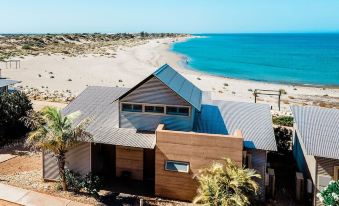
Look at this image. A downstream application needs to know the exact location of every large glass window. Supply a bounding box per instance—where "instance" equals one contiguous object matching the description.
[166,106,189,116]
[144,105,164,114]
[165,160,189,173]
[121,103,142,112]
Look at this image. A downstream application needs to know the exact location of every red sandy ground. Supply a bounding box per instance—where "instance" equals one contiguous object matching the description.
[0,155,41,175]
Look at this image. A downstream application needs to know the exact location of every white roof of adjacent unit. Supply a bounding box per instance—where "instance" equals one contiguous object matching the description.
[291,105,339,159]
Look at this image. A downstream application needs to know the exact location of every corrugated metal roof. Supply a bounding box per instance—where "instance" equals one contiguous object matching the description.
[62,86,156,149]
[0,79,20,88]
[154,64,202,110]
[118,64,202,110]
[291,105,339,159]
[194,96,277,151]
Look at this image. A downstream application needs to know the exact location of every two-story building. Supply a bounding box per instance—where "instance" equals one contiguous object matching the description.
[43,64,277,201]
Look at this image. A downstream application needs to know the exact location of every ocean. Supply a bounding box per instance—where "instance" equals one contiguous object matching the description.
[171,33,339,86]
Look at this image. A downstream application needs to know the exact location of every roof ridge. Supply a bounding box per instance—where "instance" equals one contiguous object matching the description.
[152,63,169,75]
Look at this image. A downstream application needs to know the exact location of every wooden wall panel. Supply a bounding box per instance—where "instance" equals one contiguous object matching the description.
[116,146,144,181]
[315,157,339,206]
[155,127,243,201]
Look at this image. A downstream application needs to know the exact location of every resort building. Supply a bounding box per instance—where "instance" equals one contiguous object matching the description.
[43,64,277,201]
[291,106,339,205]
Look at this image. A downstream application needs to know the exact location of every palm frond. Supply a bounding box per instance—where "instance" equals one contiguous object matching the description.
[194,158,261,206]
[25,106,92,155]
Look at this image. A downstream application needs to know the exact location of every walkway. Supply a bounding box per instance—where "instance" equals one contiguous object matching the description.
[0,183,91,206]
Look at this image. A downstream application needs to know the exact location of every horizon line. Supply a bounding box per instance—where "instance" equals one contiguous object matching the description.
[2,31,339,35]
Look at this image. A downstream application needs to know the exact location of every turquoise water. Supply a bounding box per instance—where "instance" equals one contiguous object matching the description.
[172,34,339,86]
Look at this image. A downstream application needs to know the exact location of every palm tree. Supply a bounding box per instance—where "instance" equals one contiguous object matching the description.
[193,158,261,206]
[23,107,91,191]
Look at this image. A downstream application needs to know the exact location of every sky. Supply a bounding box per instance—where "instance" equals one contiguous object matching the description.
[1,0,339,34]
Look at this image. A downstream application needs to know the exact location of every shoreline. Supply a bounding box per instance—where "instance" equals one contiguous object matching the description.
[1,36,338,113]
[170,36,339,89]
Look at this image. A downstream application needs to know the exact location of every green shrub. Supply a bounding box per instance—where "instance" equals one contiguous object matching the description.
[317,180,339,206]
[272,116,293,127]
[0,91,32,146]
[22,44,32,50]
[83,172,101,196]
[274,126,292,153]
[64,169,101,197]
[64,169,83,193]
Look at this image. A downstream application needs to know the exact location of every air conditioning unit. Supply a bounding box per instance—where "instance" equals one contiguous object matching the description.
[296,172,304,202]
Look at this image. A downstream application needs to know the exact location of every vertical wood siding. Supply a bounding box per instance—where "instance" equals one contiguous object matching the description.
[155,128,243,201]
[116,146,144,181]
[315,157,339,205]
[43,142,91,180]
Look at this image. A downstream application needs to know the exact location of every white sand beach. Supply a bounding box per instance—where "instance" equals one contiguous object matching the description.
[1,37,338,113]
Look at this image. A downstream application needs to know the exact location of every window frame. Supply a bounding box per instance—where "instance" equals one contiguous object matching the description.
[121,102,143,113]
[164,160,190,173]
[165,106,190,117]
[317,174,332,190]
[144,104,165,114]
[334,166,339,181]
[120,102,191,117]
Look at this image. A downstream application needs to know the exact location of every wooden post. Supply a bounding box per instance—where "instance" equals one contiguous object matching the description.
[254,90,257,103]
[278,90,281,111]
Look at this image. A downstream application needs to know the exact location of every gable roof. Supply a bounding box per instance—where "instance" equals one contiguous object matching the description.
[118,64,202,111]
[62,86,156,149]
[195,95,277,151]
[291,105,339,159]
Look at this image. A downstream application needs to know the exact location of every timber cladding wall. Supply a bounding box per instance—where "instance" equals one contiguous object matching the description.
[315,157,339,206]
[155,125,243,202]
[116,145,144,181]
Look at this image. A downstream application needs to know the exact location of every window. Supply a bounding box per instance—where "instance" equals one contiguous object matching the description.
[334,166,339,181]
[144,105,164,114]
[165,160,189,173]
[121,103,142,112]
[318,175,332,190]
[166,106,190,116]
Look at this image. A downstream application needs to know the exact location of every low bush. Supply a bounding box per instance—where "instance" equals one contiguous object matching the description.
[272,115,293,127]
[22,44,32,50]
[274,126,292,153]
[64,169,101,197]
[65,169,83,193]
[83,172,101,196]
[0,91,32,146]
[317,180,339,206]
